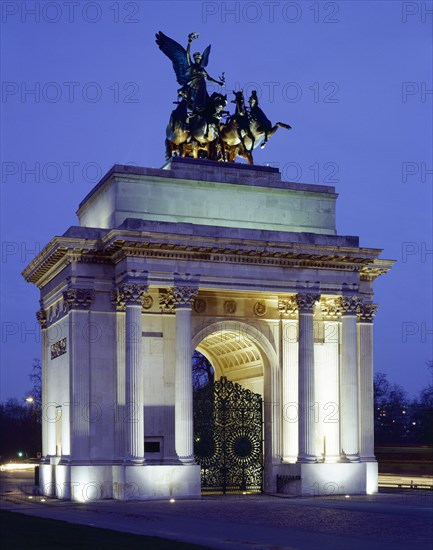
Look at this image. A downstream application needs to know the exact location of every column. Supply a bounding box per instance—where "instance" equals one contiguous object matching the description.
[120,283,147,463]
[279,297,298,463]
[174,285,198,463]
[63,288,95,461]
[322,320,341,461]
[358,302,378,461]
[36,304,50,458]
[160,291,177,462]
[112,289,126,460]
[297,293,319,463]
[340,296,360,462]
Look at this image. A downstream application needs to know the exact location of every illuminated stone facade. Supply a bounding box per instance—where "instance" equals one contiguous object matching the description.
[23,158,393,500]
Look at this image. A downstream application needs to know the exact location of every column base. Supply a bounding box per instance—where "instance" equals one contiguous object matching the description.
[123,458,145,466]
[40,462,202,502]
[297,455,317,464]
[346,454,361,463]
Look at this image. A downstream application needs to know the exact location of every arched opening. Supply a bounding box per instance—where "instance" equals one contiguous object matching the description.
[192,321,280,493]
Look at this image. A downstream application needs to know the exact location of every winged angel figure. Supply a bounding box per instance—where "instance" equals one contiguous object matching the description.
[155,31,225,114]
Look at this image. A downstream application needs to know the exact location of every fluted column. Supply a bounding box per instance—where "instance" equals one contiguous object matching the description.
[358,302,378,461]
[279,297,298,463]
[297,293,319,463]
[340,296,361,462]
[63,288,95,461]
[112,289,126,460]
[174,284,198,463]
[320,298,342,463]
[120,283,148,463]
[160,289,177,462]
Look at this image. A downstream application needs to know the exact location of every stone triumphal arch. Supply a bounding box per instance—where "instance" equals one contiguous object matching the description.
[23,157,393,500]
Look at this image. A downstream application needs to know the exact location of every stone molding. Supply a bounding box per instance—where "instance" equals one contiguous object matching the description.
[63,288,95,311]
[357,303,378,323]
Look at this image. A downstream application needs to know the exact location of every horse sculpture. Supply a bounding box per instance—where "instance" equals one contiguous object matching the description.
[157,31,292,165]
[189,92,227,159]
[219,91,256,164]
[248,90,291,149]
[165,97,189,160]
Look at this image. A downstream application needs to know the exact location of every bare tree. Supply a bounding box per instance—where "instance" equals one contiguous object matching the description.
[192,351,214,389]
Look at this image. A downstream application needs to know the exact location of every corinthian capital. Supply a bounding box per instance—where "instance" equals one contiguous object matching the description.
[357,303,378,323]
[118,283,148,306]
[173,286,199,308]
[63,288,95,311]
[159,288,175,313]
[340,296,362,315]
[296,293,320,313]
[321,297,343,321]
[278,296,298,318]
[36,308,47,328]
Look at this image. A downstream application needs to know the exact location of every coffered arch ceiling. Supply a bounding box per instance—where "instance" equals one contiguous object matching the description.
[196,330,264,389]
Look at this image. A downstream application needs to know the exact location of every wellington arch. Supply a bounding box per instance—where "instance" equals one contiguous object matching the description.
[22,158,394,500]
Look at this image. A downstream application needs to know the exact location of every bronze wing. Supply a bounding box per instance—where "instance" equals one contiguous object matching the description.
[201,44,211,67]
[155,31,190,86]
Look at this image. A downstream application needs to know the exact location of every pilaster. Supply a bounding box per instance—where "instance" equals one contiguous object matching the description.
[63,288,95,461]
[279,297,298,463]
[36,302,50,459]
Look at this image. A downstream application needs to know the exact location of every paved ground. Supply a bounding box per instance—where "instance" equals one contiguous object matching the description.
[1,471,432,550]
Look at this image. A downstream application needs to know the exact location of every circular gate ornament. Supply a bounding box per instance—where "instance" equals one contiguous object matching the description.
[227,429,260,466]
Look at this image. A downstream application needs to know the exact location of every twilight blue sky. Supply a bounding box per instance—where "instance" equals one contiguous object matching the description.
[1,0,432,400]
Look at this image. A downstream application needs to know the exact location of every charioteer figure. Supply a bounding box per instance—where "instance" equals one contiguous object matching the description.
[156,31,291,164]
[156,31,225,114]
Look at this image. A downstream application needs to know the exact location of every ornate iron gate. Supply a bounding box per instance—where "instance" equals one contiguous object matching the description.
[193,376,263,493]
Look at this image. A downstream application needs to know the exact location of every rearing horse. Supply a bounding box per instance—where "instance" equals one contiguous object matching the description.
[248,90,291,149]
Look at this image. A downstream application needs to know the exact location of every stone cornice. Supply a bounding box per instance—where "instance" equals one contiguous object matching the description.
[22,230,394,287]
